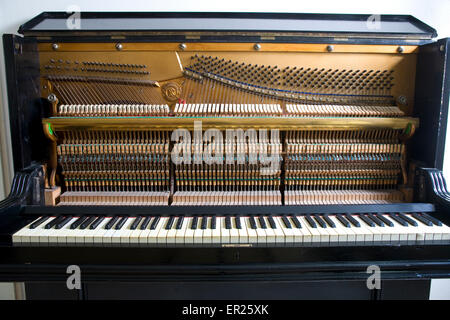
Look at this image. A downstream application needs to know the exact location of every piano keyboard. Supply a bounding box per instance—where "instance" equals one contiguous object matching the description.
[12,212,450,246]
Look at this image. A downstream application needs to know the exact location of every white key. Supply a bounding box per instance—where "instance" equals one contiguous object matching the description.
[26,217,52,244]
[109,218,132,244]
[321,216,339,243]
[203,217,213,244]
[269,217,285,243]
[328,216,351,243]
[237,217,248,243]
[299,216,322,243]
[352,216,377,243]
[28,220,49,244]
[415,214,450,241]
[344,216,366,243]
[155,217,170,244]
[56,217,78,244]
[386,215,410,242]
[228,217,240,244]
[166,217,180,244]
[175,217,189,244]
[80,217,105,244]
[183,217,195,244]
[377,215,400,242]
[129,217,145,244]
[193,217,204,244]
[366,215,391,242]
[275,217,294,243]
[406,214,436,241]
[211,217,221,244]
[311,216,330,243]
[138,217,154,244]
[254,217,267,244]
[111,218,132,244]
[91,218,111,244]
[144,217,164,244]
[245,217,258,243]
[116,218,135,244]
[378,215,401,242]
[220,217,231,244]
[263,217,276,243]
[37,217,59,244]
[103,218,122,244]
[391,215,417,242]
[290,216,309,244]
[12,219,38,244]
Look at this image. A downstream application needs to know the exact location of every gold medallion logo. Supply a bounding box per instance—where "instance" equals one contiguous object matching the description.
[162,82,182,102]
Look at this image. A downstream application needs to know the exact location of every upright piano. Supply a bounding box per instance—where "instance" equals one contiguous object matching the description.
[1,12,450,299]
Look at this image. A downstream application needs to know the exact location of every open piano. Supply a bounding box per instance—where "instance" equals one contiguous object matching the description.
[1,12,450,299]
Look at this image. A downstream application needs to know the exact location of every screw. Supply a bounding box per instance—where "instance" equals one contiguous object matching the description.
[179,43,187,51]
[326,45,334,52]
[52,43,59,51]
[254,43,261,51]
[397,46,404,53]
[47,94,58,103]
[115,43,123,51]
[440,45,445,52]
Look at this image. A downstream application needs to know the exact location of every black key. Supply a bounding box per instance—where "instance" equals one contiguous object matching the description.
[375,214,394,227]
[367,213,384,227]
[313,214,327,228]
[140,216,152,230]
[45,216,65,229]
[421,213,443,226]
[345,214,360,227]
[258,216,267,229]
[224,216,231,229]
[30,216,50,229]
[388,213,408,227]
[305,215,317,228]
[291,216,302,228]
[411,213,433,227]
[90,216,105,229]
[130,216,143,230]
[249,216,257,229]
[70,216,88,229]
[235,216,242,229]
[398,213,418,227]
[281,216,292,228]
[191,216,199,230]
[322,214,336,228]
[165,216,175,230]
[359,215,375,227]
[336,214,350,228]
[201,217,208,230]
[175,216,184,230]
[210,216,216,229]
[105,216,120,230]
[55,216,73,229]
[115,217,128,230]
[80,216,96,230]
[267,216,276,229]
[150,216,160,230]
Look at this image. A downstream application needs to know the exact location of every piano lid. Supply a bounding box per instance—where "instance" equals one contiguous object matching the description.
[18,12,437,45]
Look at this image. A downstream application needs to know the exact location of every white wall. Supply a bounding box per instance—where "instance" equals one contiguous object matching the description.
[0,0,449,300]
